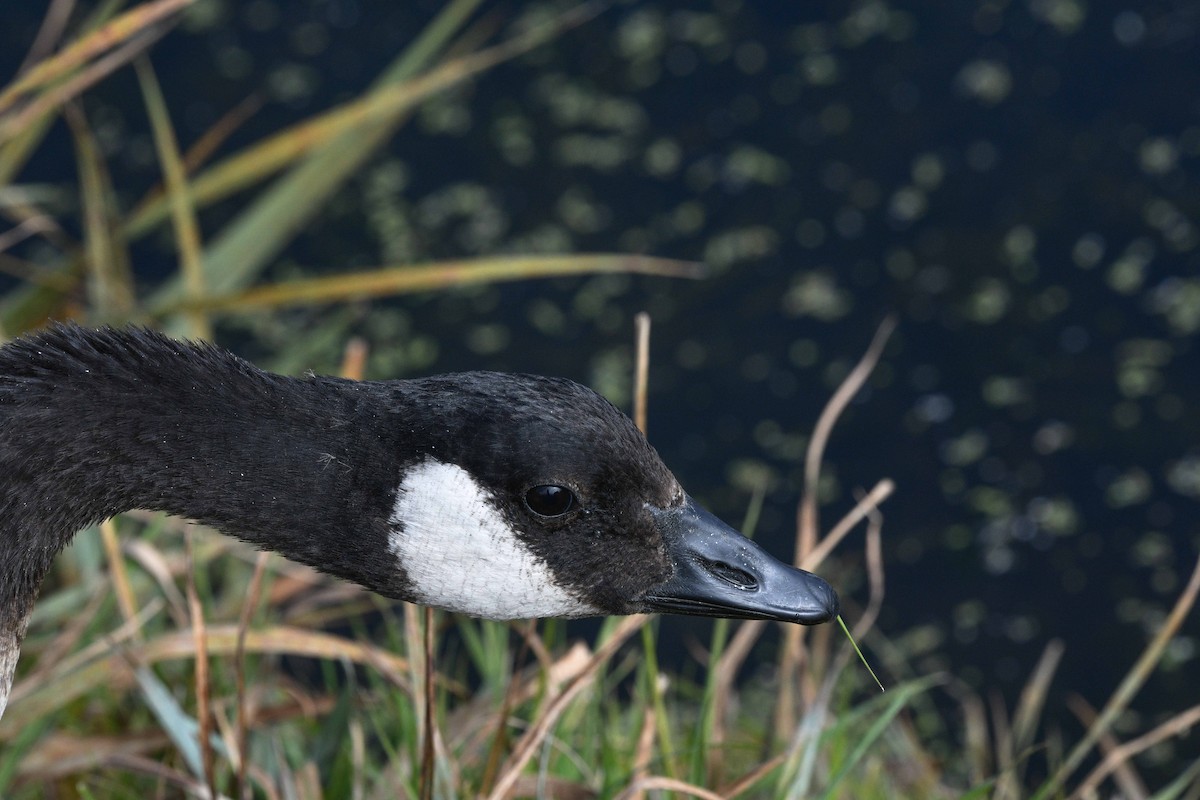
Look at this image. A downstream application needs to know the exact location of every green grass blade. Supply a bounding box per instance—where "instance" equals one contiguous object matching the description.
[639,619,679,779]
[817,676,938,799]
[124,15,589,242]
[147,0,487,323]
[66,106,136,318]
[959,779,999,800]
[1148,756,1200,800]
[133,664,229,780]
[837,615,884,692]
[135,56,209,338]
[0,713,54,794]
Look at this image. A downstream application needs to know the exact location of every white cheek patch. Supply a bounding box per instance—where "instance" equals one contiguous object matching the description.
[387,459,600,620]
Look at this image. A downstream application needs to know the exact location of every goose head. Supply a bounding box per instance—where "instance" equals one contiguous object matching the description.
[383,372,839,624]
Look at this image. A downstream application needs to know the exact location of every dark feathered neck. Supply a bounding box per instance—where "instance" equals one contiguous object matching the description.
[0,325,410,712]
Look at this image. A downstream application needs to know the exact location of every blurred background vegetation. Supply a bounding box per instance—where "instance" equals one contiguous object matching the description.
[1,0,1198,797]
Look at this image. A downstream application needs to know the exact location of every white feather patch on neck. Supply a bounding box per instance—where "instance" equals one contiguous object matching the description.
[387,459,599,619]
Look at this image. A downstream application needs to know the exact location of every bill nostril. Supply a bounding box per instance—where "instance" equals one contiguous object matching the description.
[700,558,758,591]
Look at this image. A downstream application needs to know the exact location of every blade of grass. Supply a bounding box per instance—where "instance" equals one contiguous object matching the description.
[719,753,785,798]
[131,664,216,779]
[0,0,193,116]
[17,0,79,76]
[851,498,886,644]
[162,254,704,315]
[835,616,883,692]
[65,103,136,317]
[639,621,678,780]
[151,4,610,334]
[0,109,60,188]
[995,639,1064,797]
[98,519,138,625]
[816,676,940,799]
[126,7,597,243]
[0,715,57,795]
[0,24,179,148]
[127,91,264,220]
[145,0,488,319]
[135,55,209,338]
[0,2,137,327]
[1148,757,1200,800]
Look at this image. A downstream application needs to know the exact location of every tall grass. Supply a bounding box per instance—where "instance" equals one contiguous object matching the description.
[1,3,1198,798]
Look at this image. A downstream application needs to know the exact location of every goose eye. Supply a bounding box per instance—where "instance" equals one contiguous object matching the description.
[525,485,576,517]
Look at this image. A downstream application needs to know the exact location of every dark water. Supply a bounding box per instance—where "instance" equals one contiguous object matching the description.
[4,0,1199,782]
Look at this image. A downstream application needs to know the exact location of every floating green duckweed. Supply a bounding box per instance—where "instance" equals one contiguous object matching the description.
[838,614,885,692]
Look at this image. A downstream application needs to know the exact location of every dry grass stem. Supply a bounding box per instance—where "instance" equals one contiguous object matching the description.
[479,621,540,794]
[0,26,176,146]
[629,706,657,800]
[1036,550,1200,799]
[100,752,220,798]
[0,624,421,736]
[720,753,785,798]
[991,690,1015,797]
[235,552,270,800]
[852,502,885,641]
[776,316,896,737]
[633,311,650,433]
[486,615,649,800]
[796,315,896,561]
[123,538,191,624]
[184,530,217,800]
[712,619,764,705]
[800,478,895,573]
[17,590,106,694]
[1013,641,1065,756]
[14,596,163,711]
[1065,694,1149,800]
[0,0,194,116]
[613,775,727,800]
[420,606,437,800]
[17,0,78,75]
[1070,703,1200,799]
[100,519,139,624]
[170,255,703,314]
[948,680,992,784]
[340,337,370,381]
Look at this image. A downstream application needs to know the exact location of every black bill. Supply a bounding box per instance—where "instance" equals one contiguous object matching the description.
[642,496,838,625]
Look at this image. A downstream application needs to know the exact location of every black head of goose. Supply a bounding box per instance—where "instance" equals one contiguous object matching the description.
[0,324,838,716]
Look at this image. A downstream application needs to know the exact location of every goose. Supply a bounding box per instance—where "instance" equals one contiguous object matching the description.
[0,324,838,718]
